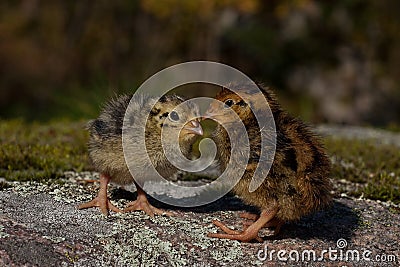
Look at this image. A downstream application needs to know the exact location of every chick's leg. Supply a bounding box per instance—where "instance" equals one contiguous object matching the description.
[242,216,284,235]
[78,174,122,215]
[123,184,173,217]
[207,208,279,242]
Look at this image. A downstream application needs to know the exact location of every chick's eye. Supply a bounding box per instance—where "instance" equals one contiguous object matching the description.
[224,99,234,108]
[169,111,180,121]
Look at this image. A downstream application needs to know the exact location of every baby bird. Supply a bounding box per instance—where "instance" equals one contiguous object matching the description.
[78,94,203,216]
[205,83,332,242]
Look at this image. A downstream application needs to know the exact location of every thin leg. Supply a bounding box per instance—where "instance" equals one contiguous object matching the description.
[207,207,279,242]
[240,212,260,230]
[242,216,282,227]
[78,174,122,215]
[123,183,173,217]
[212,220,242,235]
[243,217,284,234]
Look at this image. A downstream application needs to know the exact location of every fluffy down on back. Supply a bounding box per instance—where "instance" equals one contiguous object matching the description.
[87,94,201,185]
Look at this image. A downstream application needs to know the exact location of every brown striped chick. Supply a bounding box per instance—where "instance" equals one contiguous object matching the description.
[78,94,202,216]
[205,84,332,242]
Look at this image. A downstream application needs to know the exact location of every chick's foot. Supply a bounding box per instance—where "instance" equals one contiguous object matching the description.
[207,208,279,242]
[78,196,122,215]
[77,174,122,215]
[241,214,284,235]
[123,188,173,217]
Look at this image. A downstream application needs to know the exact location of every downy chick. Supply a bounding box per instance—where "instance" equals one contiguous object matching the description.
[78,94,203,216]
[205,84,332,242]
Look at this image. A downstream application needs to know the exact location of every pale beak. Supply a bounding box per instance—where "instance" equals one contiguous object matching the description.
[184,120,203,136]
[202,111,214,120]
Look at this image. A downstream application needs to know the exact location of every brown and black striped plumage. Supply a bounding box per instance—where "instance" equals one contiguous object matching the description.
[206,83,332,242]
[79,94,203,216]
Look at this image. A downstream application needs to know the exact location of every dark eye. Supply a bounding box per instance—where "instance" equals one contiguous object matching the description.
[224,99,234,108]
[169,111,180,121]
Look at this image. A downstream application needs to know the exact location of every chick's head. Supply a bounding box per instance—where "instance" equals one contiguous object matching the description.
[146,95,203,144]
[205,86,260,125]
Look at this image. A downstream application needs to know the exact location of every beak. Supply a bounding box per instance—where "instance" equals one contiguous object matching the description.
[202,111,214,120]
[184,120,203,136]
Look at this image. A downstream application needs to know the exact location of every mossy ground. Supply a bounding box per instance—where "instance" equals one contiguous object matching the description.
[1,120,399,204]
[0,119,91,182]
[325,137,400,204]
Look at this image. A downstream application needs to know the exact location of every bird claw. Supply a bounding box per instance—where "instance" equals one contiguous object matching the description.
[240,212,260,230]
[123,198,174,217]
[208,208,281,242]
[207,220,263,242]
[78,196,122,215]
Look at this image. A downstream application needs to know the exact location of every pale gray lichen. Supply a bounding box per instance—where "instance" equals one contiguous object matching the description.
[88,200,245,266]
[2,165,400,266]
[97,225,188,266]
[42,235,66,243]
[0,224,9,239]
[3,172,252,266]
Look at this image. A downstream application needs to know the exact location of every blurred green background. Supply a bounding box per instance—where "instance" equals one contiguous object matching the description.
[1,1,400,204]
[1,0,400,126]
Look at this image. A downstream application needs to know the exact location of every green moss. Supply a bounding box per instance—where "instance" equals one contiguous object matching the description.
[386,123,400,133]
[1,118,399,205]
[363,172,400,204]
[0,119,91,182]
[388,206,400,214]
[324,137,400,204]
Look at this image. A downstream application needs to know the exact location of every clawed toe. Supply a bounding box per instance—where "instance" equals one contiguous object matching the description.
[211,220,241,235]
[123,198,174,217]
[77,173,123,215]
[124,187,174,217]
[78,196,122,215]
[207,220,263,242]
[208,208,280,242]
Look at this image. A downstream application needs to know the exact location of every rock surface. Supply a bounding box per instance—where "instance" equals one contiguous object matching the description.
[1,126,400,266]
[1,174,399,266]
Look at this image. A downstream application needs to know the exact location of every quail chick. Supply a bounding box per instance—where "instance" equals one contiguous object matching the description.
[205,83,332,242]
[78,94,203,216]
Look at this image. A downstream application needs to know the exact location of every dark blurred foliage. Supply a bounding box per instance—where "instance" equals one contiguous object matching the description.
[1,0,399,125]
